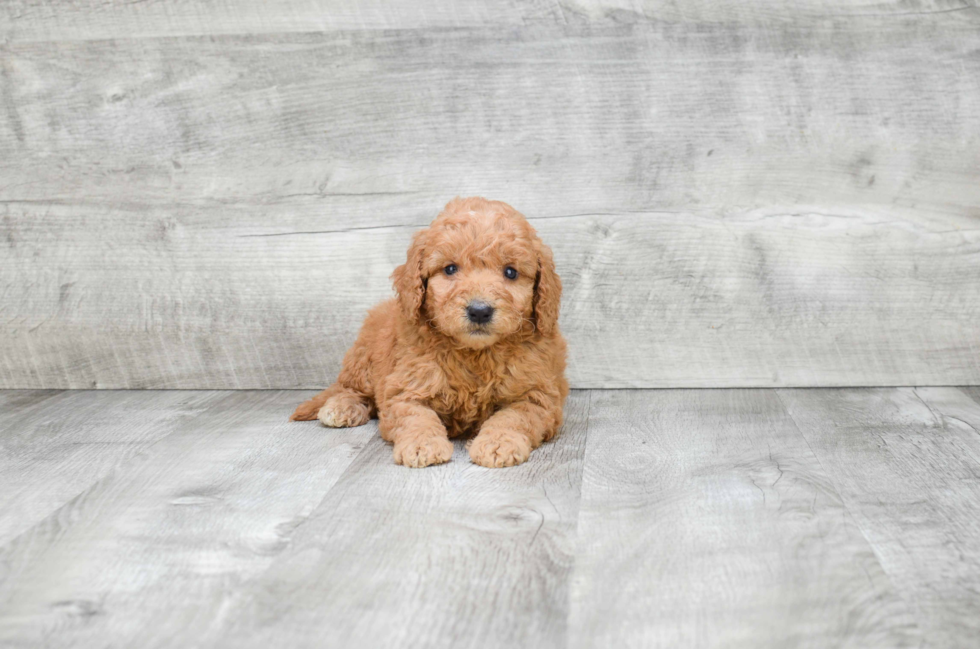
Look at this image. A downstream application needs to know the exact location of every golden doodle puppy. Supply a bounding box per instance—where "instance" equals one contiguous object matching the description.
[291,197,568,468]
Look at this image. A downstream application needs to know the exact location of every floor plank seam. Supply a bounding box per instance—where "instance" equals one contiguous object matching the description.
[562,389,593,649]
[778,388,934,644]
[914,388,980,466]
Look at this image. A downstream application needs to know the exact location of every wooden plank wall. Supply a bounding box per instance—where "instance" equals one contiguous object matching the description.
[2,1,979,389]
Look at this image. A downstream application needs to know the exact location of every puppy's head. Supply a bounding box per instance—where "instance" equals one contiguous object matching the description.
[391,197,561,348]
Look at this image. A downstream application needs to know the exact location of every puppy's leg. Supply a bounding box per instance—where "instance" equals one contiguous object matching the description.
[469,390,563,468]
[317,385,373,428]
[379,399,453,468]
[290,386,335,421]
[291,309,377,422]
[290,383,373,426]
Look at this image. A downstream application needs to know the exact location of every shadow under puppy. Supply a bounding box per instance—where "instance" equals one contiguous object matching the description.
[291,197,568,468]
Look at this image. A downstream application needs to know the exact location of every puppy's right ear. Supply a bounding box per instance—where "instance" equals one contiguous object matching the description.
[391,229,428,324]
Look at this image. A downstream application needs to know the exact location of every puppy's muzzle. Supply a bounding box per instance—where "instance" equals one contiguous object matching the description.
[466,300,494,325]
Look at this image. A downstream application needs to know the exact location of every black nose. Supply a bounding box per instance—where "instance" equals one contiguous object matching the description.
[466,301,494,324]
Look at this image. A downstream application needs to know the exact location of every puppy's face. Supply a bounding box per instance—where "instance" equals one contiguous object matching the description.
[393,198,561,348]
[424,225,537,349]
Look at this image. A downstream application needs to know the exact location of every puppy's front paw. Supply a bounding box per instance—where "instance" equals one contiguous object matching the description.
[469,429,532,468]
[393,435,454,468]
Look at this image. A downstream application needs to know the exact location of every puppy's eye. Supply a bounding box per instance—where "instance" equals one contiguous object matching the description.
[444,264,458,276]
[503,266,518,280]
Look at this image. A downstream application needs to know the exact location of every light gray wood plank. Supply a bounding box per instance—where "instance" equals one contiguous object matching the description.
[918,387,980,442]
[2,20,980,389]
[207,390,591,649]
[961,386,980,407]
[777,387,980,649]
[560,0,980,23]
[2,387,977,647]
[3,205,978,390]
[3,0,977,42]
[3,24,978,214]
[0,390,228,546]
[569,389,919,648]
[0,389,60,416]
[0,390,374,648]
[0,0,561,42]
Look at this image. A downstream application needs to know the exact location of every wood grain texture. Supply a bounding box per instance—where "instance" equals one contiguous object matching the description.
[0,0,561,41]
[212,390,591,649]
[4,203,978,389]
[0,389,60,417]
[2,0,977,42]
[3,22,978,212]
[569,389,919,648]
[559,0,980,22]
[961,386,980,406]
[2,14,980,389]
[2,388,980,647]
[777,387,980,649]
[0,390,374,648]
[0,389,227,546]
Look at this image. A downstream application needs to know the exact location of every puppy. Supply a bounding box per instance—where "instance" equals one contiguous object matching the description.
[291,197,568,468]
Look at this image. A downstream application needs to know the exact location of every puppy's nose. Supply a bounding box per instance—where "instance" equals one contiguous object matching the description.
[466,301,494,325]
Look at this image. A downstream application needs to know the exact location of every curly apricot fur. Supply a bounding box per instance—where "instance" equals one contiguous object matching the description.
[291,197,568,468]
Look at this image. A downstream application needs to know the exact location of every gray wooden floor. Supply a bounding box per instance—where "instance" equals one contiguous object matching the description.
[1,387,979,648]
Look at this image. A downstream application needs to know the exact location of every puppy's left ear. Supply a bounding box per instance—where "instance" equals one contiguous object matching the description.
[391,229,428,325]
[533,242,562,336]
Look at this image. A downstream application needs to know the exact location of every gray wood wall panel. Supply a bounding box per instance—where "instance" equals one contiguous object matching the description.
[3,1,978,41]
[0,1,561,41]
[4,205,977,389]
[2,8,979,388]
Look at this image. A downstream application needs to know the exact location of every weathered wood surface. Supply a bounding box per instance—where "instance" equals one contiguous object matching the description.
[0,390,374,648]
[2,0,978,41]
[215,390,591,649]
[569,389,919,648]
[777,387,980,648]
[2,10,980,389]
[0,389,59,418]
[0,389,227,546]
[1,388,980,647]
[3,205,978,389]
[0,0,556,41]
[962,386,980,406]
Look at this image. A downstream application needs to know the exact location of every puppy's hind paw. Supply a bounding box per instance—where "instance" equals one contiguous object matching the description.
[317,400,371,428]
